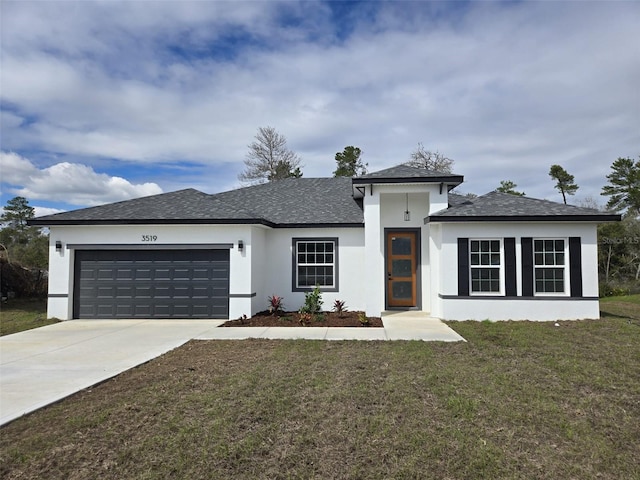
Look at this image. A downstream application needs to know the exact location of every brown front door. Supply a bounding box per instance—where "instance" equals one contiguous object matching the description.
[386,231,417,308]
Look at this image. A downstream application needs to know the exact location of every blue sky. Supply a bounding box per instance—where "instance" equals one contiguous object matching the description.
[1,0,638,217]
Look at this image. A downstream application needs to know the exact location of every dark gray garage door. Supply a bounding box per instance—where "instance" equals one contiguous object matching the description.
[73,249,229,319]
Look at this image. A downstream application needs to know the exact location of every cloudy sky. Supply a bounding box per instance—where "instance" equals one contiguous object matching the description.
[1,1,638,217]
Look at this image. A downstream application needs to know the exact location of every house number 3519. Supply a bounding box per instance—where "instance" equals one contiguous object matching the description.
[141,235,157,242]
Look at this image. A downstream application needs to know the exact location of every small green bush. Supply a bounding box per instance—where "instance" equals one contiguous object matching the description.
[358,312,370,326]
[300,285,323,314]
[599,282,631,298]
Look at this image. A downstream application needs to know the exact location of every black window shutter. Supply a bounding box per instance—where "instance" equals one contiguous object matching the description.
[504,237,517,297]
[521,237,534,297]
[569,237,583,297]
[457,238,469,296]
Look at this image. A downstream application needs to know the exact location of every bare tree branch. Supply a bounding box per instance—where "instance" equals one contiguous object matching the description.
[405,143,454,173]
[239,126,303,184]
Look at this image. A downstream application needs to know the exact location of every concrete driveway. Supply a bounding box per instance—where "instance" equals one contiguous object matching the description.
[1,314,464,426]
[0,319,225,426]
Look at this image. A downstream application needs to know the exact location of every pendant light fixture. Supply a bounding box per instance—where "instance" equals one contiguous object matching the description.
[404,193,410,221]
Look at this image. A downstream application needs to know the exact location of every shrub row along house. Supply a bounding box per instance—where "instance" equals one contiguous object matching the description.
[30,165,619,321]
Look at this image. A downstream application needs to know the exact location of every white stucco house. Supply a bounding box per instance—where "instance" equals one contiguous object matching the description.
[30,165,619,321]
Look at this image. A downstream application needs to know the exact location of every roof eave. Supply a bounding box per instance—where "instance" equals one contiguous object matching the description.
[28,218,277,227]
[352,175,464,186]
[426,214,622,224]
[29,218,366,228]
[273,222,364,229]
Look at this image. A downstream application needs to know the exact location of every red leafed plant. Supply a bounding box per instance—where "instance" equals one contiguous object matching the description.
[333,299,347,318]
[267,295,284,315]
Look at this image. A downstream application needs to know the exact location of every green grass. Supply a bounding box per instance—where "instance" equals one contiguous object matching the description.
[0,299,59,336]
[1,314,639,479]
[600,293,640,320]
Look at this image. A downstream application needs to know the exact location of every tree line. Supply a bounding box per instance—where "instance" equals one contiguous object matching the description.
[238,127,637,216]
[237,125,638,293]
[495,158,639,293]
[1,197,49,298]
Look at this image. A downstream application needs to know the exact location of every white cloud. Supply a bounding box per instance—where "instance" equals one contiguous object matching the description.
[0,1,638,204]
[0,152,162,206]
[33,206,65,218]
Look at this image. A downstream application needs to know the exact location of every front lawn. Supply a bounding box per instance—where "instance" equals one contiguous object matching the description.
[0,299,57,336]
[600,293,640,320]
[1,316,638,479]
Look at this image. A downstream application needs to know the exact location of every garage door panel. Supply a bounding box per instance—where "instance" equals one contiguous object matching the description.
[153,285,171,298]
[116,305,134,317]
[210,305,228,317]
[80,267,98,280]
[96,286,117,298]
[97,304,117,317]
[192,269,210,279]
[191,305,210,316]
[192,286,210,297]
[152,268,170,281]
[116,268,134,280]
[116,286,134,298]
[172,305,190,317]
[133,304,152,316]
[136,269,152,280]
[134,286,152,298]
[173,268,191,280]
[74,249,229,319]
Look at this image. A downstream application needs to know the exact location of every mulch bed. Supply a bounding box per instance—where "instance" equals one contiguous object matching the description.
[222,310,383,327]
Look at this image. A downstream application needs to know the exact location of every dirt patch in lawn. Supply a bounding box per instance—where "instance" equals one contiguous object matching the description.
[222,310,383,327]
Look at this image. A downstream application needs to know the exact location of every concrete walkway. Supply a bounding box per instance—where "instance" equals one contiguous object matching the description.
[195,311,465,342]
[381,311,467,342]
[0,314,463,425]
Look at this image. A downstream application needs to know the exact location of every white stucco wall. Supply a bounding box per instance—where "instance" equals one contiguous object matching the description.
[428,223,443,317]
[363,183,445,316]
[260,227,366,314]
[47,224,254,320]
[249,226,268,317]
[47,224,366,320]
[431,221,601,321]
[363,191,383,316]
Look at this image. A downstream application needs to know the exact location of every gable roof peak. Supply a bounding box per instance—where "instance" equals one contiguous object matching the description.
[353,163,463,186]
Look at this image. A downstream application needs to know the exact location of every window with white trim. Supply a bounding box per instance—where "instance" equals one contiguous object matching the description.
[293,238,338,291]
[470,239,502,293]
[534,239,566,294]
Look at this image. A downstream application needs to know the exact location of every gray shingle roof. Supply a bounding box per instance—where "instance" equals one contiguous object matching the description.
[29,189,261,225]
[211,177,363,226]
[30,178,364,227]
[429,191,620,222]
[30,169,619,227]
[353,164,463,186]
[447,193,474,207]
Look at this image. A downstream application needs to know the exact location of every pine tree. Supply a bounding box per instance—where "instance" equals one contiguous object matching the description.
[333,146,367,177]
[601,156,640,217]
[549,165,579,204]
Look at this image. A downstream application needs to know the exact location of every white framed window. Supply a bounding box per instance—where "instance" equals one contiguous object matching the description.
[534,239,567,294]
[292,238,338,291]
[469,239,503,294]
